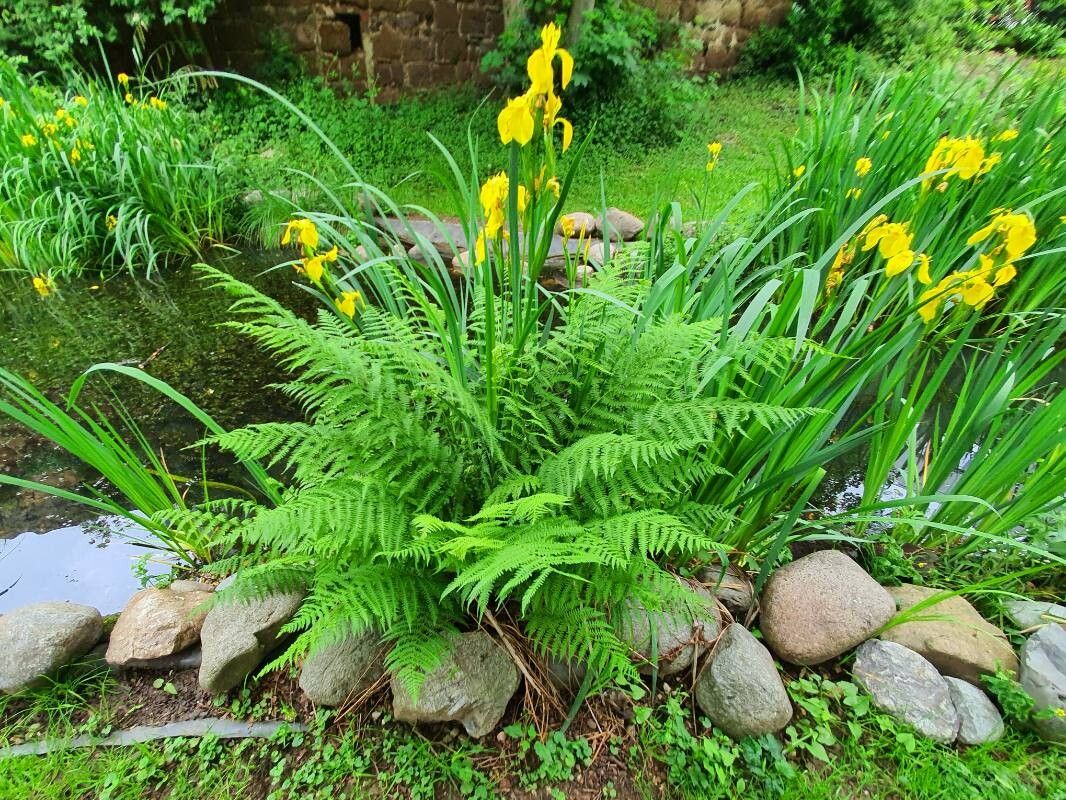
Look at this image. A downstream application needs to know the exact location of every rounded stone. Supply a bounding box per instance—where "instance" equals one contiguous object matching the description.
[1004,600,1066,631]
[105,585,213,667]
[0,602,103,693]
[854,639,960,743]
[881,584,1018,685]
[944,676,1004,745]
[694,623,792,739]
[618,584,720,677]
[1019,624,1066,742]
[299,630,385,707]
[760,550,895,665]
[391,631,519,737]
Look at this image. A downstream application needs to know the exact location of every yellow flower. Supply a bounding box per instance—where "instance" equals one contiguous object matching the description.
[479,172,510,239]
[335,290,361,319]
[959,272,994,307]
[105,214,118,231]
[124,92,135,104]
[32,274,56,297]
[966,210,1036,262]
[55,107,70,121]
[281,218,319,250]
[917,284,943,323]
[117,72,130,86]
[149,96,167,111]
[978,152,1001,175]
[916,253,932,285]
[541,90,574,151]
[922,135,986,187]
[474,231,488,265]
[526,22,573,94]
[845,187,862,199]
[793,164,806,178]
[70,147,81,163]
[560,216,575,239]
[993,263,1016,287]
[302,254,327,283]
[40,122,58,137]
[73,95,88,107]
[993,128,1018,142]
[20,133,37,147]
[863,219,914,277]
[545,175,561,198]
[708,141,722,157]
[497,94,534,146]
[855,156,872,177]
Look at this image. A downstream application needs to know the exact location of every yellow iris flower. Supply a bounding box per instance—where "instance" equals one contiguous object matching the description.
[863,220,914,277]
[793,164,806,178]
[966,210,1036,262]
[20,133,37,147]
[335,290,361,319]
[993,128,1018,142]
[73,95,89,107]
[855,156,872,177]
[916,253,932,285]
[527,22,573,94]
[922,135,986,187]
[497,95,534,146]
[33,274,56,297]
[117,73,130,86]
[149,96,167,111]
[282,218,319,250]
[543,90,573,151]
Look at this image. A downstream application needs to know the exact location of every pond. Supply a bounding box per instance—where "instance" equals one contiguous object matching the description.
[0,248,312,613]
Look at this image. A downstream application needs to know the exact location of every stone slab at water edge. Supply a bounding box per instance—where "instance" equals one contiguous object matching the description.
[105,581,214,668]
[880,584,1018,685]
[760,549,895,665]
[694,623,792,739]
[854,639,961,743]
[391,631,519,738]
[0,602,103,693]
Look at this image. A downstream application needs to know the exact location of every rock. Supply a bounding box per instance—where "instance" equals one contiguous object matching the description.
[198,587,303,694]
[880,584,1018,685]
[240,189,264,206]
[854,640,960,743]
[944,677,1004,745]
[585,241,616,266]
[558,211,598,238]
[699,563,754,619]
[1019,624,1066,742]
[391,631,519,737]
[603,208,644,241]
[1004,600,1066,631]
[760,550,894,665]
[694,624,792,739]
[299,630,385,706]
[619,584,720,676]
[0,602,103,693]
[105,584,213,668]
[545,658,587,693]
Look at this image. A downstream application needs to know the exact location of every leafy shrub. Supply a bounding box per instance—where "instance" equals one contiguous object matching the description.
[0,0,218,72]
[957,1,1066,55]
[0,60,225,283]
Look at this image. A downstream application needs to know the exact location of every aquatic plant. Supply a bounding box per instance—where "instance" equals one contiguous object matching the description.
[0,59,225,286]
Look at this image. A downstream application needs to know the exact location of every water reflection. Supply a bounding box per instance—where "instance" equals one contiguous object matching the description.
[0,517,168,614]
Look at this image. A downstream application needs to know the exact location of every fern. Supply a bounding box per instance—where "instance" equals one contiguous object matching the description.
[191,264,821,696]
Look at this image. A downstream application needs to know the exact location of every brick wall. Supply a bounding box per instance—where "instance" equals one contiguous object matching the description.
[204,0,503,91]
[637,0,791,70]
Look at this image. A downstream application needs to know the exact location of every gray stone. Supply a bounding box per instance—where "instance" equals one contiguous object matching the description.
[545,658,587,693]
[603,208,644,241]
[1004,600,1066,631]
[760,550,894,665]
[944,677,1004,745]
[558,211,599,238]
[167,580,215,594]
[105,585,213,668]
[699,563,754,619]
[391,631,518,737]
[121,647,203,671]
[881,584,1018,685]
[854,639,960,743]
[619,584,720,677]
[1019,624,1066,742]
[198,587,303,694]
[585,241,616,266]
[694,624,792,739]
[0,602,103,693]
[299,630,385,706]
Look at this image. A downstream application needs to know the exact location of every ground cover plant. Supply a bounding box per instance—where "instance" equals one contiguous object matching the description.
[0,60,224,285]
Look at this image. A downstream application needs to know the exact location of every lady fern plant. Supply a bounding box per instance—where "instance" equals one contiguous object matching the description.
[198,262,816,695]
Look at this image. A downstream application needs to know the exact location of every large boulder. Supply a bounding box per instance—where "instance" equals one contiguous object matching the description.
[299,630,385,707]
[853,639,960,743]
[699,563,754,619]
[618,584,720,676]
[1019,624,1066,742]
[105,582,213,668]
[944,677,1004,745]
[694,623,792,739]
[391,631,519,737]
[0,602,103,693]
[880,584,1018,685]
[1004,600,1066,631]
[603,208,645,242]
[760,550,894,665]
[198,586,304,694]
